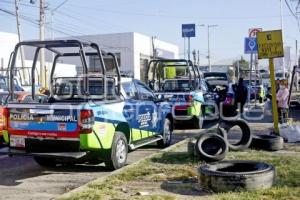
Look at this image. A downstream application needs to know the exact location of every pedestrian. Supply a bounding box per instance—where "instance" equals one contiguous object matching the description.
[276,79,289,123]
[276,78,280,92]
[235,78,248,113]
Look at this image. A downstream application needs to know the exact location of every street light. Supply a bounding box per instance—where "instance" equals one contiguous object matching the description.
[197,24,218,72]
[207,25,218,72]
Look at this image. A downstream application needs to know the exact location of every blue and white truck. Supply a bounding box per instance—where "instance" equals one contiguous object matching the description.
[0,40,173,170]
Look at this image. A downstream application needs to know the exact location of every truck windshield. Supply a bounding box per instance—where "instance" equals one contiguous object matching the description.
[204,73,227,81]
[163,79,192,92]
[54,78,116,99]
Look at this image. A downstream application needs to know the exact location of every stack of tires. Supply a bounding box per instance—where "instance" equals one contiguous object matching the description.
[188,119,253,162]
[188,119,282,192]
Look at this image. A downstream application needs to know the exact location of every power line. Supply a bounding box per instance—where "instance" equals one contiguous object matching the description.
[0,8,134,52]
[63,2,293,20]
[285,0,300,32]
[285,0,298,18]
[0,0,41,8]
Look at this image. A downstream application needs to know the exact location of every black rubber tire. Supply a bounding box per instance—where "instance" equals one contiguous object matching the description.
[195,133,228,162]
[218,119,252,151]
[105,131,128,170]
[157,118,173,148]
[34,157,58,167]
[250,135,284,151]
[198,160,275,192]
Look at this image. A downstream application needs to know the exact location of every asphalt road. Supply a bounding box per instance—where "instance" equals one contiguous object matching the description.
[0,127,209,200]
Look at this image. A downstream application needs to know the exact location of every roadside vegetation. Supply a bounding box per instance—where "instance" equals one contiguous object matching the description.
[58,139,300,200]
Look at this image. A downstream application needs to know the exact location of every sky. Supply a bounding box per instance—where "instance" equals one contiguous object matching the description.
[0,0,300,66]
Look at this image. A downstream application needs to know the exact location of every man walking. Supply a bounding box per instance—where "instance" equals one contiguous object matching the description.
[235,78,248,113]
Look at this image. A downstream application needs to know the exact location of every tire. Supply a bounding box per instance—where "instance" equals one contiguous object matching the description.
[157,118,173,148]
[218,119,252,151]
[34,156,58,167]
[250,135,284,151]
[195,133,228,162]
[105,131,128,170]
[198,160,275,192]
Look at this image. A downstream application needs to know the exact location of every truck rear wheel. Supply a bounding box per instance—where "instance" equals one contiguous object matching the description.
[105,131,128,170]
[34,157,58,167]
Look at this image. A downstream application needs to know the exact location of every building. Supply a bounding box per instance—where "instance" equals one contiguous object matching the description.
[0,32,18,70]
[65,32,179,81]
[0,32,179,84]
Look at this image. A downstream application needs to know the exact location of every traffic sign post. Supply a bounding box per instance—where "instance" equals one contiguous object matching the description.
[244,37,258,54]
[182,24,196,61]
[249,28,263,38]
[257,30,284,135]
[248,28,261,106]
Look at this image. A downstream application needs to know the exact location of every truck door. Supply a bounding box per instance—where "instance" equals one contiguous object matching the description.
[134,80,159,136]
[122,81,140,142]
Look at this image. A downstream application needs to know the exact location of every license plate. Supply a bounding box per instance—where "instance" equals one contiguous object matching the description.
[10,135,25,148]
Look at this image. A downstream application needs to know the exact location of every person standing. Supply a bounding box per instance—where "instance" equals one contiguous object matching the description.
[235,78,248,113]
[276,79,289,123]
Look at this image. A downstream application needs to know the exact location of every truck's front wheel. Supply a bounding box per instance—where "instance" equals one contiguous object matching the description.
[157,118,172,148]
[105,132,128,170]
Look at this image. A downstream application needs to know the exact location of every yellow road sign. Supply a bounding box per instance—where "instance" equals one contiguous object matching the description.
[257,30,284,59]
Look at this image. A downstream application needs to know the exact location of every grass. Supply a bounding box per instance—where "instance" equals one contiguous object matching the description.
[58,142,300,200]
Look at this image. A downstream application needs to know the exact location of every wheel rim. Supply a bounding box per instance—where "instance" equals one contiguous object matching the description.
[164,120,171,143]
[116,139,126,164]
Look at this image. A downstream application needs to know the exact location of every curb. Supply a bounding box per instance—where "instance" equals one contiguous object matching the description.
[57,137,191,199]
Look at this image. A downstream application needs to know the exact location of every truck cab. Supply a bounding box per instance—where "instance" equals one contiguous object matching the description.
[147,59,216,129]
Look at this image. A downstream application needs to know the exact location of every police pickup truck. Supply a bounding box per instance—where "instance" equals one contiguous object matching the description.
[147,59,212,129]
[0,40,173,170]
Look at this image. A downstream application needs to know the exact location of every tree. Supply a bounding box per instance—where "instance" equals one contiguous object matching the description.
[233,56,250,79]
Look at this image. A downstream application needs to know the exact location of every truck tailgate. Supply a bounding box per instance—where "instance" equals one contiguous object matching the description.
[7,104,80,151]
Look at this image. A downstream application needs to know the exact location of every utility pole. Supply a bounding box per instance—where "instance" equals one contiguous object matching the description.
[187,37,191,61]
[14,0,26,81]
[151,36,156,59]
[197,50,200,66]
[207,25,218,72]
[280,0,285,78]
[183,38,186,59]
[192,50,196,64]
[39,0,46,87]
[296,40,299,91]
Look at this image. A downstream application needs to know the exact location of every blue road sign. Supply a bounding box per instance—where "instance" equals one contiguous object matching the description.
[244,37,258,54]
[182,24,196,37]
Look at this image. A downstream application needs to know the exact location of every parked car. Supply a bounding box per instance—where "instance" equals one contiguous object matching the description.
[0,40,173,170]
[203,72,229,103]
